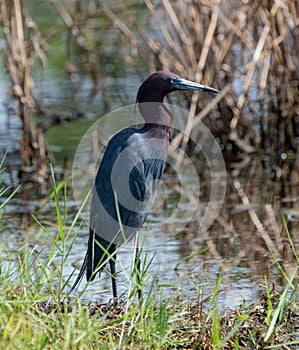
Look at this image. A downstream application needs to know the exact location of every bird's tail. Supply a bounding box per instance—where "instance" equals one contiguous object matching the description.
[68,252,88,294]
[68,228,116,294]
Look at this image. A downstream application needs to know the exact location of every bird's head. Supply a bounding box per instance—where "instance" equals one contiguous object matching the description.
[136,71,220,104]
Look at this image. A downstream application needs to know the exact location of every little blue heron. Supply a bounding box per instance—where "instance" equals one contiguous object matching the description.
[70,71,220,299]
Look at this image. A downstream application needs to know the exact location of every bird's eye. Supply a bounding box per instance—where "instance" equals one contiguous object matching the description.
[169,77,176,84]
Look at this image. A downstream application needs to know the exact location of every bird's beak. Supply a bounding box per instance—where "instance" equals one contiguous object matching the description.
[174,77,221,95]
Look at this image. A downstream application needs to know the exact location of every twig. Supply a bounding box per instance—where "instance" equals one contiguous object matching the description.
[232,179,280,260]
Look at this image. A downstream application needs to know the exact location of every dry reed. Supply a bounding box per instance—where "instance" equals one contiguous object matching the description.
[1,0,49,187]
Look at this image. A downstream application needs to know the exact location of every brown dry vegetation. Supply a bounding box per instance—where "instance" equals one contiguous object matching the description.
[1,0,49,186]
[1,1,299,170]
[51,0,299,162]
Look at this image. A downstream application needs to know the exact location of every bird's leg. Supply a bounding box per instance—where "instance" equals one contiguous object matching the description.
[109,245,118,305]
[134,232,142,302]
[109,259,118,303]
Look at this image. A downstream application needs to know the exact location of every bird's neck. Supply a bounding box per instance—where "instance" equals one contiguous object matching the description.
[139,103,172,129]
[142,122,170,141]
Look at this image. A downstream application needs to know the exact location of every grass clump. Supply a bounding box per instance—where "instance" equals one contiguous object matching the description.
[0,254,297,349]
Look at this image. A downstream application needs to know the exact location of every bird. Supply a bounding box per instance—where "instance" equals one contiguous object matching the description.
[69,71,220,300]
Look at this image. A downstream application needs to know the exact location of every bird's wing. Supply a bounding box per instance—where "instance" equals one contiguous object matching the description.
[90,128,168,242]
[128,157,166,208]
